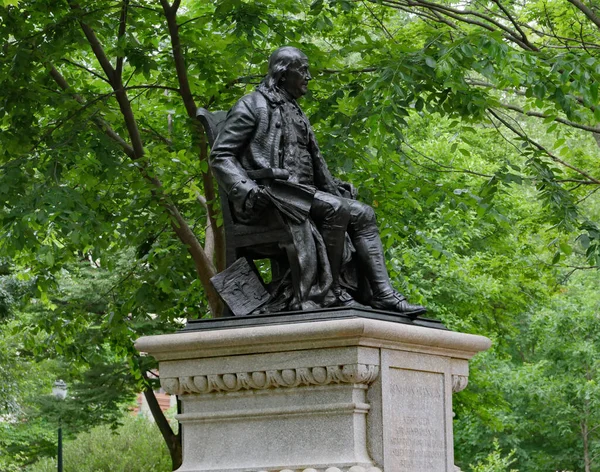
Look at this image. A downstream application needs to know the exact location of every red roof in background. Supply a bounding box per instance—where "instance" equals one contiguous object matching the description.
[131,392,172,415]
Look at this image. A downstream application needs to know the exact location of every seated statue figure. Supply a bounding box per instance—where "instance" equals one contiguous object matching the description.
[209,46,425,316]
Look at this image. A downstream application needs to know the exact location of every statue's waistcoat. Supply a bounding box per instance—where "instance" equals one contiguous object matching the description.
[209,87,339,208]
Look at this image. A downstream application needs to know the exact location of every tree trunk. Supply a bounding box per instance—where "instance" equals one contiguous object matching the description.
[199,128,226,273]
[143,385,182,471]
[582,416,591,472]
[65,3,224,317]
[583,366,592,472]
[160,0,226,277]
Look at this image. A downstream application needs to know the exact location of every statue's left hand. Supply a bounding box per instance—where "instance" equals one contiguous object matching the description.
[244,186,271,214]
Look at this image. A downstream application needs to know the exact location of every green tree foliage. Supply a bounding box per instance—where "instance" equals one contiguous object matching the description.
[469,440,518,472]
[366,0,600,264]
[1,258,176,467]
[25,414,171,472]
[2,0,600,471]
[0,261,153,468]
[455,270,600,472]
[0,358,56,471]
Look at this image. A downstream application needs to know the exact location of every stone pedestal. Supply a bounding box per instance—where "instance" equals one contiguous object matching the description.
[135,313,490,472]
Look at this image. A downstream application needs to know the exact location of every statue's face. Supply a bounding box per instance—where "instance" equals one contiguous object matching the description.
[281,58,312,99]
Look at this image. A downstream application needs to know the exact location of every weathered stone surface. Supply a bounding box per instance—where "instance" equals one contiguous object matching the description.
[136,313,490,472]
[386,366,447,470]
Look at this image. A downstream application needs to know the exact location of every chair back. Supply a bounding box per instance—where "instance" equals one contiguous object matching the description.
[197,108,239,266]
[196,110,294,291]
[196,108,228,147]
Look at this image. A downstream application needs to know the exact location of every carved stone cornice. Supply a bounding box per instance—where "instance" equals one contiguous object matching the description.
[452,374,469,393]
[161,363,380,395]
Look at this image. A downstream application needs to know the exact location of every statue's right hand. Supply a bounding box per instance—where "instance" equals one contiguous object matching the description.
[244,186,270,213]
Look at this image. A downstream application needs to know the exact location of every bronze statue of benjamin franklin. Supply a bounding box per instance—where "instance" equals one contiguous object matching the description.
[209,46,425,316]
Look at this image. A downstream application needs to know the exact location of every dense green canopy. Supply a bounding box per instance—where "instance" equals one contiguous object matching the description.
[1,0,600,470]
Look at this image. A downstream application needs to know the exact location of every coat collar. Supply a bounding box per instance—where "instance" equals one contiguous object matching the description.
[257,82,296,106]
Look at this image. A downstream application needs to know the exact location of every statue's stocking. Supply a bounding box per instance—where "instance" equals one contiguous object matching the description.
[320,223,347,292]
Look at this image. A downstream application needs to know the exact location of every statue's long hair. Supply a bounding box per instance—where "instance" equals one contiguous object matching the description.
[262,46,308,91]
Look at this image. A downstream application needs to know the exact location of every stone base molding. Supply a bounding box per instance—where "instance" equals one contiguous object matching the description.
[258,467,382,472]
[452,374,469,393]
[136,313,490,472]
[161,363,380,395]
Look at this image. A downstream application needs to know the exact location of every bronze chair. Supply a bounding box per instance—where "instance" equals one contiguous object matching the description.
[196,108,302,301]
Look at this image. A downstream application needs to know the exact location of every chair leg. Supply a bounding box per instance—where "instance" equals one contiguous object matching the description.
[225,245,237,268]
[270,255,288,284]
[281,242,303,309]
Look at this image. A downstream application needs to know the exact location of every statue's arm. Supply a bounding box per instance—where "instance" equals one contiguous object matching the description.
[209,97,259,207]
[309,130,357,199]
[308,130,342,196]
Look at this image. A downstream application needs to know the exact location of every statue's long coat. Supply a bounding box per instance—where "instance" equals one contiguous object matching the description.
[210,86,342,215]
[209,85,357,310]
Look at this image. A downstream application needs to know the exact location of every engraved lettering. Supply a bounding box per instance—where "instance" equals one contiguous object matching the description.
[387,368,447,471]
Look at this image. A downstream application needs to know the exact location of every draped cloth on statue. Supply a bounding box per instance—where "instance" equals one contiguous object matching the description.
[265,217,335,312]
[260,180,359,312]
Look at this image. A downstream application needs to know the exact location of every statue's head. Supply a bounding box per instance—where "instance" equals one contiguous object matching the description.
[264,46,312,99]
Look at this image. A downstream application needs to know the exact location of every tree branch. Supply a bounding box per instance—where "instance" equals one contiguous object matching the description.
[465,78,527,97]
[199,130,225,272]
[321,67,378,75]
[49,64,223,316]
[159,0,196,118]
[37,93,114,149]
[488,108,600,185]
[60,58,110,83]
[381,0,494,33]
[521,22,600,49]
[69,2,116,82]
[500,103,600,134]
[126,84,181,93]
[130,2,162,14]
[161,0,226,275]
[467,78,597,118]
[115,0,130,80]
[140,125,172,146]
[178,15,204,29]
[381,0,538,51]
[566,0,600,31]
[577,185,600,203]
[361,0,397,42]
[195,191,215,261]
[402,141,493,178]
[112,90,145,159]
[427,8,459,30]
[142,375,182,470]
[69,2,145,159]
[166,202,220,303]
[557,179,599,185]
[49,65,135,158]
[491,0,532,46]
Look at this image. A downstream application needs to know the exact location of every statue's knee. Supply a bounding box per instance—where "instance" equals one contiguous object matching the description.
[333,198,351,217]
[317,195,351,226]
[356,202,376,224]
